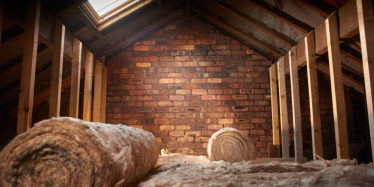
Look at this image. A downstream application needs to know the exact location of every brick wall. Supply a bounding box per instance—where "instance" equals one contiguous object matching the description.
[105,16,273,157]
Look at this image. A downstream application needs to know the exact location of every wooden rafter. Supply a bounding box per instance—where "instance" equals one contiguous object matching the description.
[83,50,94,121]
[191,6,283,58]
[209,0,297,47]
[244,0,314,33]
[69,37,82,118]
[295,0,336,18]
[269,64,280,158]
[93,59,103,122]
[16,0,40,134]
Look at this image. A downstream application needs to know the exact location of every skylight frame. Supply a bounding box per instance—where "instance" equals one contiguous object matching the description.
[82,0,144,26]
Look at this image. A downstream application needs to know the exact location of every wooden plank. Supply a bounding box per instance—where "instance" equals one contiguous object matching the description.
[295,0,335,18]
[100,65,107,123]
[339,0,359,38]
[82,50,94,121]
[209,0,296,47]
[191,7,283,57]
[49,19,65,118]
[277,57,290,158]
[69,37,82,118]
[269,64,280,157]
[305,31,323,160]
[93,59,103,122]
[16,0,40,135]
[325,12,349,159]
[356,0,374,161]
[245,0,313,33]
[315,23,327,55]
[288,47,303,163]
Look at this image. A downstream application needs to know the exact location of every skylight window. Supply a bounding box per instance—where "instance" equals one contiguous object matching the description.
[89,0,131,16]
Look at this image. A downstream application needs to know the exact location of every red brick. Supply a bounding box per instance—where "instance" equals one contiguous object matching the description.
[199,61,215,66]
[178,34,193,39]
[209,113,224,118]
[229,83,244,88]
[175,78,190,83]
[159,78,175,83]
[144,56,159,61]
[192,89,207,95]
[165,45,179,50]
[232,50,245,55]
[207,78,222,83]
[158,101,173,106]
[140,40,155,45]
[159,125,175,131]
[217,95,231,100]
[144,79,159,84]
[129,90,144,95]
[186,40,201,44]
[175,56,190,61]
[128,102,143,106]
[134,46,149,51]
[183,73,199,77]
[208,125,223,130]
[251,118,266,123]
[129,79,144,84]
[201,95,216,100]
[138,96,153,100]
[183,61,199,67]
[184,83,198,89]
[230,73,244,77]
[218,118,234,124]
[222,78,238,83]
[170,131,185,137]
[238,66,253,72]
[136,63,151,67]
[232,95,248,100]
[144,102,157,106]
[191,78,206,83]
[113,68,128,73]
[202,39,216,44]
[155,119,170,124]
[128,57,143,62]
[165,24,176,30]
[208,89,223,94]
[206,67,221,72]
[190,56,205,61]
[121,85,136,90]
[167,73,182,78]
[185,131,201,137]
[227,45,241,50]
[160,56,175,61]
[170,95,185,100]
[154,29,163,35]
[150,46,165,51]
[136,84,152,89]
[211,45,227,49]
[167,62,183,67]
[176,89,191,94]
[120,74,136,79]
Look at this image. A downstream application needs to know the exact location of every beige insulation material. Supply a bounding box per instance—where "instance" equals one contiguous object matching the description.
[137,154,374,187]
[208,127,256,162]
[0,117,159,187]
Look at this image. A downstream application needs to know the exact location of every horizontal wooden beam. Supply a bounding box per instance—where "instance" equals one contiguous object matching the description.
[191,6,283,58]
[245,0,314,33]
[295,0,336,18]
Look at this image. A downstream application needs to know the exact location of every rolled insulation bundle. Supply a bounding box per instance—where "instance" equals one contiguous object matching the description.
[0,117,159,187]
[208,127,255,163]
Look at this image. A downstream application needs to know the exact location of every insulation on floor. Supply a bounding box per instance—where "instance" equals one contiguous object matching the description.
[0,117,159,187]
[136,154,374,187]
[208,127,256,162]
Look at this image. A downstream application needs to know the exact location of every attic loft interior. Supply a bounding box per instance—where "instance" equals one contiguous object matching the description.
[1,0,374,185]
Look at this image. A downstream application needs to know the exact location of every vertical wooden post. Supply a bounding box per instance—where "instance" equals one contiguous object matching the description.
[101,65,107,123]
[16,0,40,135]
[277,57,290,158]
[49,20,65,118]
[270,64,280,157]
[93,59,103,122]
[357,0,374,161]
[82,50,94,121]
[69,37,82,118]
[305,31,323,160]
[289,47,303,163]
[325,12,349,159]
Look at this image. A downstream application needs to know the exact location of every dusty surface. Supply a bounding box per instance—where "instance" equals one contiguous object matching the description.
[0,117,159,187]
[136,154,374,187]
[208,127,256,163]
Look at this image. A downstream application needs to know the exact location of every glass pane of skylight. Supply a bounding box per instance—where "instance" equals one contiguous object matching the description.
[89,0,130,16]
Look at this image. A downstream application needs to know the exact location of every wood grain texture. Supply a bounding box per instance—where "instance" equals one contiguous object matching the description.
[82,50,94,121]
[288,47,303,163]
[93,59,103,122]
[277,57,290,158]
[305,31,323,160]
[49,20,65,118]
[356,0,374,161]
[69,37,82,118]
[16,0,40,135]
[325,12,349,159]
[100,63,107,123]
[269,64,280,157]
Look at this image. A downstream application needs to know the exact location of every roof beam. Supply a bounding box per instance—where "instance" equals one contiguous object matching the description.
[98,8,184,57]
[191,6,283,58]
[53,0,88,16]
[244,0,314,33]
[209,0,297,47]
[295,0,336,18]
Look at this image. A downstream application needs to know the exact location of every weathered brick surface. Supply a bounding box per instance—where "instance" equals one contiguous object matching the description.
[106,16,273,157]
